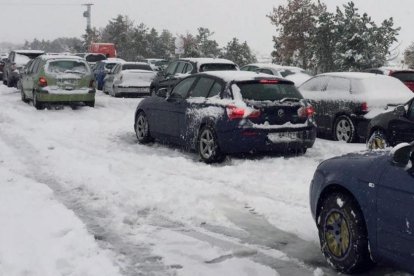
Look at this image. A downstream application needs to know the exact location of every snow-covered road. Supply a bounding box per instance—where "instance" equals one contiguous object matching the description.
[0,86,405,275]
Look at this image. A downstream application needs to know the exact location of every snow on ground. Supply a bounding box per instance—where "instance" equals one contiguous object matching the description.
[0,85,402,275]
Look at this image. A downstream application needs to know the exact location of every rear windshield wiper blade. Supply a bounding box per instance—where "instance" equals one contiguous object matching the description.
[279,97,300,103]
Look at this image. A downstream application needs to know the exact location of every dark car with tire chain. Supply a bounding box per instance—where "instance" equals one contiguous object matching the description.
[299,72,412,143]
[367,97,414,149]
[134,71,316,163]
[310,142,414,274]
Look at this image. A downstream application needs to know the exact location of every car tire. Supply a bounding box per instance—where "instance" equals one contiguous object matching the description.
[20,86,29,103]
[318,192,373,274]
[135,111,153,144]
[32,91,44,110]
[197,125,225,163]
[367,130,388,150]
[7,77,13,87]
[334,115,356,143]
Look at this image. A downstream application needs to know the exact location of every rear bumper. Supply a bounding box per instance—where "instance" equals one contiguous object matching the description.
[116,87,150,96]
[218,127,317,154]
[36,91,95,103]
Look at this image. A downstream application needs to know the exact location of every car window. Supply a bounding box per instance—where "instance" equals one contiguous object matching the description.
[326,77,351,93]
[165,61,177,76]
[408,101,414,121]
[208,82,223,98]
[235,81,303,101]
[300,76,328,91]
[174,62,186,74]
[190,77,215,98]
[32,59,41,74]
[27,59,36,73]
[258,69,273,75]
[46,60,89,74]
[279,69,295,77]
[171,77,196,99]
[391,72,414,82]
[183,63,193,74]
[200,63,237,72]
[122,64,152,71]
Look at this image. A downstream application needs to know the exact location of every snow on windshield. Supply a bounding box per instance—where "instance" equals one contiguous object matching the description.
[46,60,89,74]
[14,53,31,66]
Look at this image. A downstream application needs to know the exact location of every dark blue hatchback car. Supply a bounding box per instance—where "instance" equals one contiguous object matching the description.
[310,142,414,274]
[134,71,316,163]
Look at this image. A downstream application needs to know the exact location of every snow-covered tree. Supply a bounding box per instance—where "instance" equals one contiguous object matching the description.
[222,38,256,66]
[404,42,414,69]
[196,27,221,57]
[268,0,325,69]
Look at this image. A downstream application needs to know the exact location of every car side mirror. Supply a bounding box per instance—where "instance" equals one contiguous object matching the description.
[156,88,168,98]
[394,105,406,117]
[391,143,413,167]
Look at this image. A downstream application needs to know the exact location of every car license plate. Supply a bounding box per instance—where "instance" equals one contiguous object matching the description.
[268,132,299,142]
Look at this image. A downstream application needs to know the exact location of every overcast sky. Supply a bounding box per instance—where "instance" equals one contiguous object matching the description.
[0,0,413,58]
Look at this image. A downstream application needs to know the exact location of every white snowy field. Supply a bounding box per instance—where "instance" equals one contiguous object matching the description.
[0,85,405,276]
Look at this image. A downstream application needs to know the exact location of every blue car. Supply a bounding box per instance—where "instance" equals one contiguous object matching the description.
[93,58,124,90]
[134,71,316,163]
[310,142,414,274]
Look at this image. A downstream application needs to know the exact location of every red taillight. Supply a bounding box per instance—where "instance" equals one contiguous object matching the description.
[298,105,315,118]
[226,105,261,120]
[89,79,95,88]
[38,77,47,87]
[361,102,369,113]
[404,81,414,92]
[259,79,279,84]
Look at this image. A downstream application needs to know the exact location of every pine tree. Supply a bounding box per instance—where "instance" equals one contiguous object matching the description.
[404,42,414,69]
[196,27,220,57]
[222,38,256,66]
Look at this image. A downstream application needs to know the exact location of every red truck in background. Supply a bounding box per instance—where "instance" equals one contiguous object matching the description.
[88,43,117,58]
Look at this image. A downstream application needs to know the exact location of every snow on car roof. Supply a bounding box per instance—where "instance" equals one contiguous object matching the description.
[320,72,391,79]
[180,57,235,65]
[123,69,156,74]
[123,62,149,66]
[14,50,45,54]
[102,58,125,63]
[201,71,288,83]
[246,63,306,72]
[40,54,85,60]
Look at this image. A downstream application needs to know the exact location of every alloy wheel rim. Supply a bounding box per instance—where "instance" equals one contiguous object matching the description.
[325,211,351,258]
[200,130,215,159]
[136,115,148,139]
[336,119,351,141]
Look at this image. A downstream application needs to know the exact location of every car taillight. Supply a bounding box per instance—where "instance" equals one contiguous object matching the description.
[298,105,315,118]
[89,79,95,88]
[361,102,369,112]
[226,105,261,120]
[38,77,47,87]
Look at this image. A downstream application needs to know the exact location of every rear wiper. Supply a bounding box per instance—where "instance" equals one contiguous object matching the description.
[279,97,300,103]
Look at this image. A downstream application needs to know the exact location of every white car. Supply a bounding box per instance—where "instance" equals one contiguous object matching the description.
[103,62,156,97]
[241,63,313,86]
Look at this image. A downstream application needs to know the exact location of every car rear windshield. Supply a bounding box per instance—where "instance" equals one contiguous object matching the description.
[200,63,237,72]
[123,64,152,71]
[46,60,89,74]
[235,81,303,101]
[391,72,414,82]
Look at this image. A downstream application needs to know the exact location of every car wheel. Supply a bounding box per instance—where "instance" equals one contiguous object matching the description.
[318,192,373,274]
[135,111,153,143]
[7,77,13,87]
[32,91,44,110]
[334,115,355,143]
[367,130,388,150]
[197,125,225,163]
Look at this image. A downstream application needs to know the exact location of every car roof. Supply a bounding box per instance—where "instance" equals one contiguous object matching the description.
[39,54,85,61]
[13,50,45,54]
[244,63,306,72]
[179,57,235,65]
[122,62,149,66]
[197,71,292,83]
[102,58,125,63]
[317,72,392,80]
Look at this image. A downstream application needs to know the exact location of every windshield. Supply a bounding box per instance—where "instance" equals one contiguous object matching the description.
[123,64,152,71]
[46,60,89,74]
[200,63,237,72]
[235,81,303,101]
[104,63,118,70]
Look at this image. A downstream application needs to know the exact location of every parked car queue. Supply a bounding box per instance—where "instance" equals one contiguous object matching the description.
[2,50,414,274]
